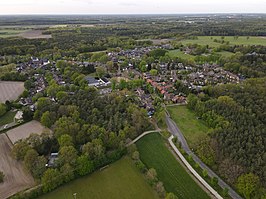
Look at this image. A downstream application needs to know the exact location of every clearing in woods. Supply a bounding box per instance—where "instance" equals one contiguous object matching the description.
[0,81,24,103]
[0,134,35,199]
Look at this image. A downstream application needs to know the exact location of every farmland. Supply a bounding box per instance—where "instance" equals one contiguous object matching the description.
[180,36,266,47]
[39,157,159,199]
[136,133,210,199]
[19,30,52,39]
[0,29,27,38]
[6,120,49,144]
[167,105,210,147]
[0,81,24,103]
[0,134,35,199]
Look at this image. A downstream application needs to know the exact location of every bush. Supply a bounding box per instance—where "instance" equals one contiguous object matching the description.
[0,171,4,183]
[135,160,146,173]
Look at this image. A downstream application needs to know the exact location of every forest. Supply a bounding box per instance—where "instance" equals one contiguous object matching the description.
[187,77,266,199]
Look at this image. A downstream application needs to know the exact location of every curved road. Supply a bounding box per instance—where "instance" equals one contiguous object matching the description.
[165,111,243,199]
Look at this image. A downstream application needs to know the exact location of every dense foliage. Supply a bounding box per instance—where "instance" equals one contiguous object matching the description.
[188,78,266,198]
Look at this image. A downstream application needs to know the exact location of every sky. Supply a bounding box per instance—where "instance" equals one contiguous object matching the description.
[0,0,265,15]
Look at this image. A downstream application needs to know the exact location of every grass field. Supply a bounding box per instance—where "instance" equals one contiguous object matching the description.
[136,133,210,199]
[0,29,27,38]
[180,36,266,47]
[167,105,210,148]
[39,157,159,199]
[0,111,15,126]
[168,49,195,60]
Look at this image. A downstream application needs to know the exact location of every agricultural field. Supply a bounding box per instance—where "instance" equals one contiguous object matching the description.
[180,36,266,47]
[136,133,210,199]
[0,134,35,199]
[0,81,24,103]
[0,111,16,126]
[6,120,49,144]
[39,157,159,199]
[167,105,210,147]
[19,30,52,39]
[0,29,28,38]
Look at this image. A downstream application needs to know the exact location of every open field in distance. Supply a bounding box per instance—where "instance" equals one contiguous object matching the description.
[39,157,159,199]
[180,36,266,47]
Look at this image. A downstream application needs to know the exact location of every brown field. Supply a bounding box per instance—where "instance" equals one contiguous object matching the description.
[19,30,52,39]
[6,120,50,144]
[0,81,24,103]
[0,134,35,199]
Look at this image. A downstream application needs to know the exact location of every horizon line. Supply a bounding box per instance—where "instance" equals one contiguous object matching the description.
[0,12,266,16]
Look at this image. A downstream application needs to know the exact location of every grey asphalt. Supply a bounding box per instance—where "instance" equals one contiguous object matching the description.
[165,111,243,199]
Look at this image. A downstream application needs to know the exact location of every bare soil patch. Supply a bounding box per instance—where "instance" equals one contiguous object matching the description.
[6,120,49,144]
[0,81,24,103]
[0,134,35,199]
[19,30,52,39]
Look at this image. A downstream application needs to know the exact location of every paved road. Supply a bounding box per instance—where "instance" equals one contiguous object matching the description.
[126,129,161,147]
[165,111,243,199]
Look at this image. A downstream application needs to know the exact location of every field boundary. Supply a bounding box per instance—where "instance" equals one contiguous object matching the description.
[168,135,223,199]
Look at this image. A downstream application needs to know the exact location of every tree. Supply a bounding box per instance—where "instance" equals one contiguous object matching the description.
[150,69,158,76]
[41,169,63,193]
[58,134,73,148]
[236,173,260,199]
[0,103,7,117]
[60,163,75,183]
[58,146,78,167]
[56,91,68,101]
[146,168,157,184]
[0,171,4,183]
[155,181,166,198]
[22,106,33,121]
[41,111,55,128]
[12,140,31,160]
[96,66,107,78]
[76,155,94,176]
[132,151,140,161]
[165,193,179,199]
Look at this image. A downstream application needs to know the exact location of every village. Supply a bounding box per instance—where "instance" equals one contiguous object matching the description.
[14,44,242,117]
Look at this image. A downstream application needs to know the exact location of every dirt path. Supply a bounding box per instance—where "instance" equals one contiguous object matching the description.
[0,134,35,199]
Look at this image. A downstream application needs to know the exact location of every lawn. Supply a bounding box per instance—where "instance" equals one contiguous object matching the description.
[168,49,195,60]
[136,133,210,199]
[180,36,266,47]
[167,105,210,147]
[39,157,159,199]
[0,111,15,126]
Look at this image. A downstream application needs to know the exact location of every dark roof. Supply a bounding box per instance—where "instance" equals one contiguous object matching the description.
[85,76,98,84]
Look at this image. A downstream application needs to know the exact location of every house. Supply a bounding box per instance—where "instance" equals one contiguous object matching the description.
[14,111,23,122]
[85,76,100,87]
[46,153,59,168]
